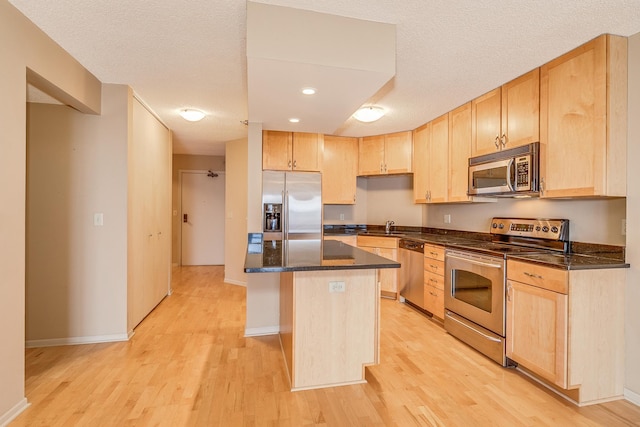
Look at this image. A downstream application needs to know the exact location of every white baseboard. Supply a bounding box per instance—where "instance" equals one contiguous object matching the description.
[625,387,640,406]
[244,326,279,337]
[25,333,130,348]
[0,398,29,427]
[224,277,247,287]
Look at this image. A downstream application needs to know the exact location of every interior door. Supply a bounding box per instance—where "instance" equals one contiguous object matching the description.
[181,171,225,265]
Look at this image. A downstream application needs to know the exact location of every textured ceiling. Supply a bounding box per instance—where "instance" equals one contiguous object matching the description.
[9,0,640,156]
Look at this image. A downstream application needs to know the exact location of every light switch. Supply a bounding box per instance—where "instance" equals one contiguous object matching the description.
[93,213,104,226]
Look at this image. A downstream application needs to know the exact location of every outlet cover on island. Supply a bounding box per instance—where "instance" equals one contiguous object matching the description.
[329,281,346,293]
[340,213,344,220]
[444,214,451,224]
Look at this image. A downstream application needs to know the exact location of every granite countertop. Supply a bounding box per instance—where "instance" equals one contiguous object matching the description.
[323,225,629,271]
[244,239,401,273]
[507,252,630,270]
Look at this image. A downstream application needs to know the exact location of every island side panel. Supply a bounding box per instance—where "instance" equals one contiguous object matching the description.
[280,271,294,386]
[291,269,379,390]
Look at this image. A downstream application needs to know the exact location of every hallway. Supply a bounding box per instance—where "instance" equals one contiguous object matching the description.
[11,266,640,426]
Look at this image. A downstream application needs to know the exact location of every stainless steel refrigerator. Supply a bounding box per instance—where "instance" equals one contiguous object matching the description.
[262,171,322,241]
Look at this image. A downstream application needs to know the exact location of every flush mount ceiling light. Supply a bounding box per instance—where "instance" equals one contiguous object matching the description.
[179,108,206,122]
[301,87,316,95]
[353,106,385,123]
[289,118,300,123]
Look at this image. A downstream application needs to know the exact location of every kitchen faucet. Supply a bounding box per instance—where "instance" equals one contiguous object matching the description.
[385,220,395,234]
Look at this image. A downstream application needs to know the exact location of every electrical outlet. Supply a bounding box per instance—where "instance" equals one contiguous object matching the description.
[340,213,345,220]
[622,219,626,236]
[329,281,346,293]
[444,214,451,224]
[93,213,104,226]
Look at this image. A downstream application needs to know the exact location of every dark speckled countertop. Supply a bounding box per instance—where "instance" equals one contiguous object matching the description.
[323,224,629,271]
[244,239,400,273]
[506,252,629,270]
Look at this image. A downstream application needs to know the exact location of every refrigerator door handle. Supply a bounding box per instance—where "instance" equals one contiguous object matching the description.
[283,190,288,240]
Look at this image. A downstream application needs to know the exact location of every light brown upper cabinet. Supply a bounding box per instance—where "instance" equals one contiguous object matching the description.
[448,102,472,202]
[358,131,412,176]
[412,114,448,203]
[539,34,627,198]
[471,68,540,156]
[322,135,358,204]
[262,130,323,171]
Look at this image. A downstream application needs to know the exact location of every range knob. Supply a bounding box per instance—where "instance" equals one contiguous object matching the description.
[499,223,504,229]
[535,225,541,231]
[492,223,498,229]
[551,226,559,234]
[542,226,550,233]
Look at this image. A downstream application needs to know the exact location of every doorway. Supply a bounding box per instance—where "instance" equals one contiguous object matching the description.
[180,170,225,265]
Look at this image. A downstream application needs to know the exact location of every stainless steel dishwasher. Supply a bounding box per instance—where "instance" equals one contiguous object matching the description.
[399,239,424,309]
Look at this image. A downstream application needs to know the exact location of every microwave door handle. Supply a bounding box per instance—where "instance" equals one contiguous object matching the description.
[506,158,515,192]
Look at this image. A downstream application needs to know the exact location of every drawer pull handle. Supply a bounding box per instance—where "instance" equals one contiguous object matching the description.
[524,271,543,279]
[430,264,438,269]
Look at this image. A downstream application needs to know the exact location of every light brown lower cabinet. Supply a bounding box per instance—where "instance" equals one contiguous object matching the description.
[506,260,625,405]
[423,244,445,319]
[323,235,357,247]
[357,236,399,299]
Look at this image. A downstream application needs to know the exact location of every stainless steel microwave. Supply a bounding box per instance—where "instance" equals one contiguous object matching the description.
[468,142,540,197]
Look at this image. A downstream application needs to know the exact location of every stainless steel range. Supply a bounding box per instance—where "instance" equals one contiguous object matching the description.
[444,217,569,366]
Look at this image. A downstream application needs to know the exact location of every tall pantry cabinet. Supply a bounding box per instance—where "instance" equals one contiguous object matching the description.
[128,97,173,331]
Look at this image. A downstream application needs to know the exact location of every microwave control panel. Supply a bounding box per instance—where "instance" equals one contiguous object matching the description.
[515,155,531,190]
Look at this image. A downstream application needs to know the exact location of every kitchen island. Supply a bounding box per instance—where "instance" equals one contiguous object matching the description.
[244,239,400,391]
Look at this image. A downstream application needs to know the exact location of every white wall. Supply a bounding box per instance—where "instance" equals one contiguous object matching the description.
[425,197,626,245]
[26,85,129,346]
[625,31,640,402]
[225,138,249,286]
[245,122,281,336]
[323,175,423,226]
[0,1,102,422]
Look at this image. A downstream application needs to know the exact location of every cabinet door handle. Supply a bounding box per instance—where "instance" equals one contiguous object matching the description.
[524,271,543,279]
[507,283,512,301]
[540,178,545,195]
[293,160,297,168]
[429,251,438,257]
[494,135,500,149]
[353,195,356,202]
[183,213,188,223]
[500,133,507,147]
[288,160,292,168]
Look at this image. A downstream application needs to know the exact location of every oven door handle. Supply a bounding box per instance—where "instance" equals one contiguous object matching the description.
[446,254,503,269]
[445,312,502,343]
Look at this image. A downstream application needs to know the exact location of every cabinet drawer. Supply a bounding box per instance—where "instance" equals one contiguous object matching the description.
[507,260,568,294]
[424,284,444,319]
[424,244,445,261]
[357,235,398,249]
[424,259,444,276]
[424,272,444,290]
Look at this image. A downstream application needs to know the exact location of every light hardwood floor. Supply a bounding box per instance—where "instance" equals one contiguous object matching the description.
[11,266,640,426]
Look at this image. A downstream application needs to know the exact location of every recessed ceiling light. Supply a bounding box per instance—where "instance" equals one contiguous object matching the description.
[302,87,316,95]
[353,106,385,123]
[289,118,300,123]
[179,109,206,122]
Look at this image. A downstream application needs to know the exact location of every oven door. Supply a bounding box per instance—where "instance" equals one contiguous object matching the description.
[468,158,514,195]
[444,250,506,336]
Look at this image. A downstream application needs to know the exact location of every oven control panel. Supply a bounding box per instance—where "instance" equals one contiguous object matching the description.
[490,218,569,241]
